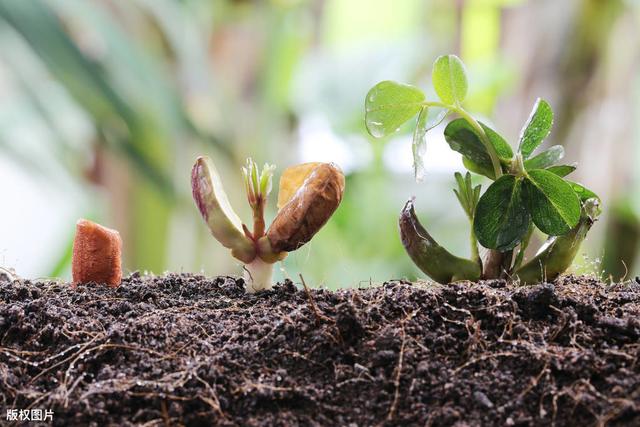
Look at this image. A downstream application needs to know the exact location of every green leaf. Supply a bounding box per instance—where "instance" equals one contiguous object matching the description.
[473,175,530,251]
[523,169,581,235]
[453,172,481,219]
[432,55,468,105]
[483,124,514,159]
[546,164,576,177]
[568,181,600,202]
[365,80,425,138]
[524,145,564,170]
[444,118,513,179]
[453,172,468,213]
[518,98,553,159]
[463,157,494,180]
[411,107,447,182]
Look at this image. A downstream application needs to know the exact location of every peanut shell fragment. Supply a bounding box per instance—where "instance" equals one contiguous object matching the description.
[72,219,123,287]
[267,162,345,253]
[276,162,323,209]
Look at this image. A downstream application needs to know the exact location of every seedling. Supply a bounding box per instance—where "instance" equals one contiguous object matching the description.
[192,157,345,292]
[365,54,601,283]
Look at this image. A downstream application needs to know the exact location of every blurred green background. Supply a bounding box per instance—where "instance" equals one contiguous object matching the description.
[1,0,639,288]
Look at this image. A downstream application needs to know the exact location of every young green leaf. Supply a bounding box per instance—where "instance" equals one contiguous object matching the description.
[462,157,494,180]
[453,171,481,219]
[568,181,600,202]
[473,175,530,251]
[546,164,576,177]
[432,55,468,106]
[518,98,553,159]
[524,145,564,170]
[523,169,581,235]
[365,81,425,138]
[412,107,448,182]
[444,118,513,179]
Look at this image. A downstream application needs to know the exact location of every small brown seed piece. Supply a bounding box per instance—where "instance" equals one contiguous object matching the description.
[267,163,345,253]
[72,219,123,287]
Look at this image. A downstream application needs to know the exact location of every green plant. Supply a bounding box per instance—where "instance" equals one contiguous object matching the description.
[365,54,601,283]
[191,157,345,292]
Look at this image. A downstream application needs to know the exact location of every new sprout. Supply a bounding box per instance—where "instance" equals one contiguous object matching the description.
[365,54,601,283]
[192,157,345,292]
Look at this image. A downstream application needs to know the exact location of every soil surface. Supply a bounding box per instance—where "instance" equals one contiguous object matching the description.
[1,273,639,426]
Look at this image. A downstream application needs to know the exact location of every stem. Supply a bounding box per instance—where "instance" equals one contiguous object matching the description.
[515,152,525,175]
[470,230,480,266]
[455,105,506,278]
[482,251,503,279]
[513,224,534,270]
[252,198,266,238]
[243,257,274,293]
[421,101,505,278]
[455,107,505,277]
[455,109,503,179]
[422,101,503,180]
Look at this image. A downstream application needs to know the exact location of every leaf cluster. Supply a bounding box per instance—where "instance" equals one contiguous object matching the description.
[365,55,600,281]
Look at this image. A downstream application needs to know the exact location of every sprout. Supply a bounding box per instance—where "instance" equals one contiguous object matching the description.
[365,54,601,283]
[192,157,345,292]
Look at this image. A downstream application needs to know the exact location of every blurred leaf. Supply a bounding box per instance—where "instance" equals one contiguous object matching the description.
[601,199,640,281]
[0,1,174,196]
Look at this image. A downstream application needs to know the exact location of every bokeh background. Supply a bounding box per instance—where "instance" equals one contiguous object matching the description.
[1,0,639,288]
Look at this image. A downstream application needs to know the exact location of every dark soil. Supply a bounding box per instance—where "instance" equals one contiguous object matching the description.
[1,273,639,426]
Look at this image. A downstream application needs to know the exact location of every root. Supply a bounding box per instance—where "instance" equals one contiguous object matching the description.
[387,311,416,422]
[451,351,518,376]
[299,274,332,324]
[386,324,406,421]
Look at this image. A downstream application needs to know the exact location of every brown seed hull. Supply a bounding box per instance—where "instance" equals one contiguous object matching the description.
[72,219,123,287]
[267,163,345,252]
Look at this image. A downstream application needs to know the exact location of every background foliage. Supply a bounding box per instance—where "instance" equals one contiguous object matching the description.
[1,0,639,288]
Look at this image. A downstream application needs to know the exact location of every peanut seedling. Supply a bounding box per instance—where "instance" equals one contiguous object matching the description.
[192,157,344,292]
[365,55,600,283]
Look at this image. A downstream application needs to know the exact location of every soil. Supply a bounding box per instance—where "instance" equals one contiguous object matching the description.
[1,273,639,427]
